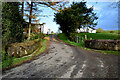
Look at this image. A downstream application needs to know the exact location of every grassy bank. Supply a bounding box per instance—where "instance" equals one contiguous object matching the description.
[57,33,119,55]
[1,39,48,70]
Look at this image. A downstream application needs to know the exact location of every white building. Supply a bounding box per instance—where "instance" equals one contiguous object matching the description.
[40,25,51,34]
[58,29,62,33]
[77,26,96,33]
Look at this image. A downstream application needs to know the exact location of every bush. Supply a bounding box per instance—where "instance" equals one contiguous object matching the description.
[68,33,77,42]
[110,30,115,33]
[30,33,45,40]
[30,34,39,40]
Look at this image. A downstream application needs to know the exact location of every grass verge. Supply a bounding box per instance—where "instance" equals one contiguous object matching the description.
[57,33,119,55]
[1,39,49,70]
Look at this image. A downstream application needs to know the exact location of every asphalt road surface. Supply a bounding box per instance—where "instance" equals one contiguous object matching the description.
[2,35,119,79]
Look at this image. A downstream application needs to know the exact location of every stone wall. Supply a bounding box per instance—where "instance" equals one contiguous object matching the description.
[7,39,41,58]
[85,40,120,51]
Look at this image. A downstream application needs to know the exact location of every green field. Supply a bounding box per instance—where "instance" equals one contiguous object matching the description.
[57,33,120,43]
[100,30,120,34]
[57,33,119,55]
[78,33,120,40]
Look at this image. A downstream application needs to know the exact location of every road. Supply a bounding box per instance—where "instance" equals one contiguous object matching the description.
[2,35,119,79]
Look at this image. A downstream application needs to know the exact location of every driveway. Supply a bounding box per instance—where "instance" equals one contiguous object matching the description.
[2,34,119,79]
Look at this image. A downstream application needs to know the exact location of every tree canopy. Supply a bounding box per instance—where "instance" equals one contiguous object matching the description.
[54,2,98,41]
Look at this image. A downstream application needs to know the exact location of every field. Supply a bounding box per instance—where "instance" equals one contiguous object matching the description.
[78,33,120,40]
[57,33,120,43]
[102,30,120,34]
[57,33,120,55]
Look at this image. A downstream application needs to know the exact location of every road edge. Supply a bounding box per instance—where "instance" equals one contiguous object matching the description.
[56,34,119,56]
[2,37,50,71]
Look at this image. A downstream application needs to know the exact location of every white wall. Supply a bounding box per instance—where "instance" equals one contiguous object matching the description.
[77,27,96,33]
[77,28,87,33]
[88,28,96,33]
[42,25,51,34]
[92,30,96,33]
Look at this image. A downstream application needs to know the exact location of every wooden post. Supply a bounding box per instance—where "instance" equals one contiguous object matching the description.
[82,37,83,42]
[84,35,87,40]
[78,37,80,43]
[76,35,78,43]
[28,23,31,40]
[90,37,92,40]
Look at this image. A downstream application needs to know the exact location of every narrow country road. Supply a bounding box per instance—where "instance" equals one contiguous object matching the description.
[2,35,119,79]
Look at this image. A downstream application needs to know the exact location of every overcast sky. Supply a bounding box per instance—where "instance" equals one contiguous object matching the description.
[37,1,118,32]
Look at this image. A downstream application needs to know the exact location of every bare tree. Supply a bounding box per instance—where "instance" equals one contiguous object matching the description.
[22,1,69,40]
[24,2,41,40]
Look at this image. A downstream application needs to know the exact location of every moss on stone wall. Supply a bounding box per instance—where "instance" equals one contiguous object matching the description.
[85,40,120,51]
[7,39,41,58]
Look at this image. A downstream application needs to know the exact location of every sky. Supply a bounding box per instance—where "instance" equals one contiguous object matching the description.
[86,2,118,30]
[26,1,119,33]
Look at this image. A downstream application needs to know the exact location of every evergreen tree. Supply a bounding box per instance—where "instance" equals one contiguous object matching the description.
[2,2,24,46]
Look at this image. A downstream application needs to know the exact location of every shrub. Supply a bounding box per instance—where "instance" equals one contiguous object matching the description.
[68,32,77,42]
[110,30,115,33]
[30,33,45,40]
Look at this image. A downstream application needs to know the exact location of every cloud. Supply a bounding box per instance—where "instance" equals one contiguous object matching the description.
[86,4,101,11]
[87,2,118,30]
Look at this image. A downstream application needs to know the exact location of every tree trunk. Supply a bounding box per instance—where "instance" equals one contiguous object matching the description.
[28,2,33,40]
[28,23,31,40]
